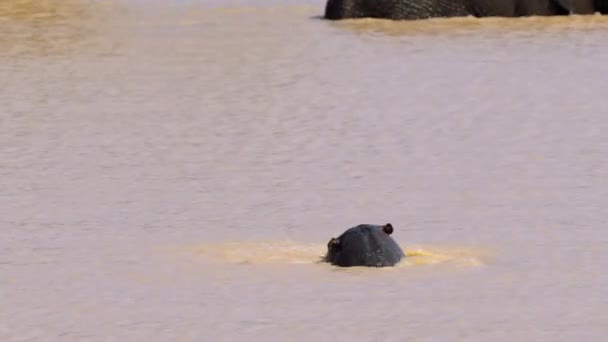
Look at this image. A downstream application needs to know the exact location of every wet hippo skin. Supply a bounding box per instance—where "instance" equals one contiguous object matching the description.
[325,223,405,267]
[323,0,608,20]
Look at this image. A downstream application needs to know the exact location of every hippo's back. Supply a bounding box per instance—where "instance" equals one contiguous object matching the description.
[329,224,405,267]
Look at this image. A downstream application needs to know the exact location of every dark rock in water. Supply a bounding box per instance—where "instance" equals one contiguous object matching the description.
[325,223,405,267]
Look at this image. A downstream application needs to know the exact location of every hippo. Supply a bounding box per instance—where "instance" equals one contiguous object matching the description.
[324,0,608,21]
[325,223,405,267]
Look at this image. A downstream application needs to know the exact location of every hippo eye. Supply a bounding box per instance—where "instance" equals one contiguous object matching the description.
[382,223,393,235]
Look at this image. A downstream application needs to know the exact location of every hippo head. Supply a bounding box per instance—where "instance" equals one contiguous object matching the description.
[325,223,405,267]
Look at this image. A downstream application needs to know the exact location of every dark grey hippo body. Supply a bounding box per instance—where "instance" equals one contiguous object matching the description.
[325,223,405,267]
[324,0,608,20]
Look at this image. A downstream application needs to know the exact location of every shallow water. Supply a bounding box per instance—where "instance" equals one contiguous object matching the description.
[2,0,608,340]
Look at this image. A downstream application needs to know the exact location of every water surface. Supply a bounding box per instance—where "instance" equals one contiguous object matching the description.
[2,1,608,340]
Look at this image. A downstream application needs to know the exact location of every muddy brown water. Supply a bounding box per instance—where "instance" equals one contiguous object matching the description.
[2,0,608,340]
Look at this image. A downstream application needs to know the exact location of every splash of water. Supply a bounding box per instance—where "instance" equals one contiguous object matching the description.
[184,241,324,265]
[402,246,488,268]
[337,14,608,37]
[186,241,488,269]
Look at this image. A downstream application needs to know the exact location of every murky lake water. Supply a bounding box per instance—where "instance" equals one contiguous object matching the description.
[2,0,608,340]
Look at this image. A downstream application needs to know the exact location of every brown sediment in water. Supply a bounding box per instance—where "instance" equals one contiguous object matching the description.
[0,0,121,56]
[4,2,607,338]
[335,14,608,37]
[184,241,490,269]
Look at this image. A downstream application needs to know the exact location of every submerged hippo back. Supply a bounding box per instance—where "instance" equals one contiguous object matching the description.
[326,223,405,267]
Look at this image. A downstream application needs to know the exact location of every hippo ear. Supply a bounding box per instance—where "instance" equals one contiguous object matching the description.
[328,237,341,251]
[382,223,393,235]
